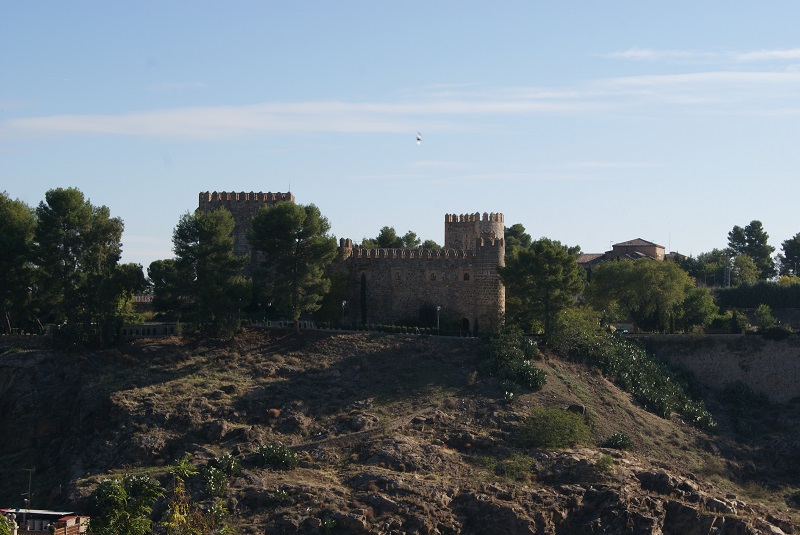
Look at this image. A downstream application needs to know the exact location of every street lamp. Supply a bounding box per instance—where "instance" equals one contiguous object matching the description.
[436,305,441,336]
[341,300,347,326]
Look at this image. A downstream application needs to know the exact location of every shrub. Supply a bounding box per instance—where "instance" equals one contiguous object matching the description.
[481,327,548,393]
[212,453,241,477]
[601,432,633,450]
[202,465,228,496]
[595,454,615,473]
[255,443,298,470]
[549,308,717,432]
[518,407,591,449]
[762,325,794,340]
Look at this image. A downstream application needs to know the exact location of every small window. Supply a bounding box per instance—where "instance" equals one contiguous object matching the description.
[395,272,401,280]
[430,272,436,281]
[463,273,470,281]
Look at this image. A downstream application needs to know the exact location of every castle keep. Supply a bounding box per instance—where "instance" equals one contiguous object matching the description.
[198,191,505,332]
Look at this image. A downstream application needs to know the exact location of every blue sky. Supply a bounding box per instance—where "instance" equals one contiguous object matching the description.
[3,2,800,269]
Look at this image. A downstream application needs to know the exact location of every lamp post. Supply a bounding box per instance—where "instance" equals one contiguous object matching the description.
[341,300,347,327]
[436,305,441,336]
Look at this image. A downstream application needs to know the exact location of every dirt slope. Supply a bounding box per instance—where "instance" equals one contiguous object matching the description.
[0,329,798,534]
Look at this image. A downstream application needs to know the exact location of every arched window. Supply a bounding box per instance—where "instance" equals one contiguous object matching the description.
[463,273,470,281]
[430,272,436,281]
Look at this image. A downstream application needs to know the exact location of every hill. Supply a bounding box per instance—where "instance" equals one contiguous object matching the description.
[1,329,798,534]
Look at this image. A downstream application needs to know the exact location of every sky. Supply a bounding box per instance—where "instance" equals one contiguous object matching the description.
[3,2,800,270]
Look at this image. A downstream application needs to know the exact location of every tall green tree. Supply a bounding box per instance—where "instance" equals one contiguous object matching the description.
[88,475,163,535]
[779,232,800,275]
[499,237,584,335]
[172,209,250,331]
[586,259,696,332]
[0,192,36,333]
[504,223,532,256]
[33,188,124,341]
[727,220,775,279]
[148,259,182,315]
[249,203,337,330]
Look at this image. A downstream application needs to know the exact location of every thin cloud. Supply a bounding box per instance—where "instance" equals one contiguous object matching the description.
[6,66,800,141]
[607,46,800,64]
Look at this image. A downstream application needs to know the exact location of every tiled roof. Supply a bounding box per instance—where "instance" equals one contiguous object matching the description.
[577,253,605,264]
[613,238,664,248]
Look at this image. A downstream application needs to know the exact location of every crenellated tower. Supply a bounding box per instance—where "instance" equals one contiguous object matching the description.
[197,191,294,257]
[444,212,505,251]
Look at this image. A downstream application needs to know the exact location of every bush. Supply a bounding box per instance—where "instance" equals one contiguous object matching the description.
[549,308,717,432]
[481,327,548,393]
[255,443,298,470]
[601,432,633,450]
[762,325,794,340]
[518,407,591,449]
[595,454,615,473]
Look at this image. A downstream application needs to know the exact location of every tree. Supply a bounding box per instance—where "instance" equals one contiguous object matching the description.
[727,220,775,279]
[172,209,250,332]
[249,203,337,330]
[499,237,584,335]
[361,226,430,248]
[33,188,124,343]
[731,254,759,286]
[779,232,800,275]
[504,223,532,256]
[148,259,182,315]
[754,303,776,331]
[586,259,695,332]
[88,475,163,535]
[421,239,441,249]
[674,285,718,331]
[0,192,36,334]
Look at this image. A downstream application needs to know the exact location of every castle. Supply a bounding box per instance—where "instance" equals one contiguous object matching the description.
[198,191,505,332]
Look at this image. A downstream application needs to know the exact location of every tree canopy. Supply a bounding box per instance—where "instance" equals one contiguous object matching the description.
[586,258,705,332]
[499,237,584,335]
[727,220,775,280]
[249,203,337,330]
[0,192,36,334]
[779,232,800,276]
[361,226,438,249]
[172,208,250,332]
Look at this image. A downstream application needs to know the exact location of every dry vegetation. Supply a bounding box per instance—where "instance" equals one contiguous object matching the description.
[1,329,799,533]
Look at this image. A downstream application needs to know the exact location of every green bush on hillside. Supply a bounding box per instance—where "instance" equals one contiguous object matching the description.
[517,407,591,449]
[480,327,547,393]
[548,308,717,431]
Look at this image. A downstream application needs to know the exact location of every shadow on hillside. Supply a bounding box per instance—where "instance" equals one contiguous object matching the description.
[230,330,483,436]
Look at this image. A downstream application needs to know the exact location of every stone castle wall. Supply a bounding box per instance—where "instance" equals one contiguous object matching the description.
[337,227,505,331]
[197,192,505,330]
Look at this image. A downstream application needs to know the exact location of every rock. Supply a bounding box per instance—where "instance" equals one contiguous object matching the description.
[566,403,586,415]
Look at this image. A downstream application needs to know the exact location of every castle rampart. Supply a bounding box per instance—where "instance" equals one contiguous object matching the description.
[199,192,505,331]
[337,223,505,332]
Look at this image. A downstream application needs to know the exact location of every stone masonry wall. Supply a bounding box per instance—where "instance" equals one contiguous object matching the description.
[643,334,800,403]
[338,239,505,331]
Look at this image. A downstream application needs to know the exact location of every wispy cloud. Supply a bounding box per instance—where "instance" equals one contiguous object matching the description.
[559,161,655,170]
[607,46,800,64]
[7,62,800,141]
[604,47,715,61]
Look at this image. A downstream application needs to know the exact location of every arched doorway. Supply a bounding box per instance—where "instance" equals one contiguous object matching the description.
[461,318,470,336]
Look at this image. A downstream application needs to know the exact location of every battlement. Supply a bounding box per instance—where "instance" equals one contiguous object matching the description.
[339,236,504,261]
[199,191,295,204]
[445,212,504,223]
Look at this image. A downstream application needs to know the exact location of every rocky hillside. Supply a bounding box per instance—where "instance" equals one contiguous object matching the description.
[1,329,798,534]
